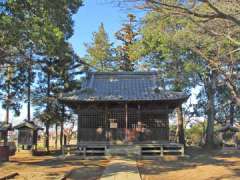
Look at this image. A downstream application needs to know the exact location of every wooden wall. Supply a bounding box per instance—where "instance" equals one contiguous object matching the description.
[77,102,170,144]
[18,127,37,145]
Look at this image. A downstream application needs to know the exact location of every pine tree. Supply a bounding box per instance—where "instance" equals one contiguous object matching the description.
[121,0,240,106]
[115,14,139,71]
[0,0,83,148]
[54,42,84,149]
[127,12,203,145]
[85,23,114,71]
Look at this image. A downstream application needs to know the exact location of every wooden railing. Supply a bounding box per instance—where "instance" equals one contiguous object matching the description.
[62,143,184,158]
[140,143,184,156]
[62,144,107,158]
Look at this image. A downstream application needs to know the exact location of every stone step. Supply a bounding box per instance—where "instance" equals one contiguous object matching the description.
[106,145,141,156]
[100,158,141,180]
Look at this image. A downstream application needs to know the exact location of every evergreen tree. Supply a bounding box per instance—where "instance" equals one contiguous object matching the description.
[54,42,84,149]
[0,63,27,145]
[129,12,200,145]
[0,0,83,147]
[85,23,114,71]
[118,1,240,147]
[120,0,240,106]
[115,14,139,71]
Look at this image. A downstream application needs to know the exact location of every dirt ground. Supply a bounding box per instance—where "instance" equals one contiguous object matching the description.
[0,151,109,180]
[138,148,240,180]
[1,148,240,180]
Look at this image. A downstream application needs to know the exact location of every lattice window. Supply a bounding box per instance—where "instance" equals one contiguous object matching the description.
[18,129,33,145]
[141,112,168,128]
[79,109,106,128]
[128,109,138,128]
[108,110,125,128]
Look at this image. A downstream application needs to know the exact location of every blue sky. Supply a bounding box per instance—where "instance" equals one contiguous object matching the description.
[69,0,145,56]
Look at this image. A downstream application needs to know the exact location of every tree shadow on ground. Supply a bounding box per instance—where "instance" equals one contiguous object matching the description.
[1,156,109,179]
[137,147,240,180]
[98,162,140,179]
[10,155,109,169]
[68,166,106,180]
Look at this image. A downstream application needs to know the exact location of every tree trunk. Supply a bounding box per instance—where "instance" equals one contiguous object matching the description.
[55,124,58,149]
[64,135,67,146]
[5,106,9,124]
[27,54,32,122]
[45,71,51,152]
[229,101,234,125]
[4,66,11,146]
[4,107,9,146]
[60,104,65,150]
[173,58,185,145]
[224,76,240,107]
[176,105,185,145]
[205,71,216,148]
[45,122,50,152]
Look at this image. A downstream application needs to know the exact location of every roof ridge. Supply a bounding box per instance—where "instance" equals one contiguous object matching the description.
[60,71,190,102]
[87,71,158,76]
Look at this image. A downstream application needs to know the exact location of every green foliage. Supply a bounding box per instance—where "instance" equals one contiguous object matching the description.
[185,122,205,146]
[133,0,240,106]
[130,12,201,91]
[0,65,27,116]
[0,0,82,126]
[85,23,115,71]
[115,14,139,71]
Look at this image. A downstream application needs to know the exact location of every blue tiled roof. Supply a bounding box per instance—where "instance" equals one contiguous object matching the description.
[61,72,189,102]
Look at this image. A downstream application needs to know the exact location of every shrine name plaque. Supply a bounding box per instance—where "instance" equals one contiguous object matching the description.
[110,122,118,128]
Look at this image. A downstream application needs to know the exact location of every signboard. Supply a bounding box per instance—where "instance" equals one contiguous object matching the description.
[109,119,118,128]
[110,122,118,128]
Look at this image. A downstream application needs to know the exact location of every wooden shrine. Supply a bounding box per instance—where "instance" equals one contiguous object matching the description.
[218,124,239,150]
[14,121,43,150]
[61,72,189,146]
[0,122,12,162]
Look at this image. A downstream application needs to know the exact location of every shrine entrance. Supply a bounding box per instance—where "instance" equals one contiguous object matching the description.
[77,102,169,144]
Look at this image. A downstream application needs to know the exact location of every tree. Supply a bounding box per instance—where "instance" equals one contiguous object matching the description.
[128,12,203,145]
[0,64,27,145]
[118,0,240,106]
[32,38,85,151]
[0,0,83,114]
[54,42,84,149]
[113,0,240,148]
[115,14,139,71]
[85,23,115,71]
[0,0,83,148]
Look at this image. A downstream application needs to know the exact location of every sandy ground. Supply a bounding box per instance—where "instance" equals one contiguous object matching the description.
[1,148,240,180]
[138,148,240,180]
[0,152,109,180]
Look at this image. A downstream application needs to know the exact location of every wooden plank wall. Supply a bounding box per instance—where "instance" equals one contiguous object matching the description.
[77,103,169,143]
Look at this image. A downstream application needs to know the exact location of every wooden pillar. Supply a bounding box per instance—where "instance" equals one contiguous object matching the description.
[160,145,163,157]
[77,113,80,143]
[137,104,141,122]
[181,145,184,156]
[166,105,170,140]
[125,103,128,143]
[137,104,141,142]
[104,104,108,142]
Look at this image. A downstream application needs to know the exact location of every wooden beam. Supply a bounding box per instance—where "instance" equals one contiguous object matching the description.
[125,103,128,143]
[104,104,108,141]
